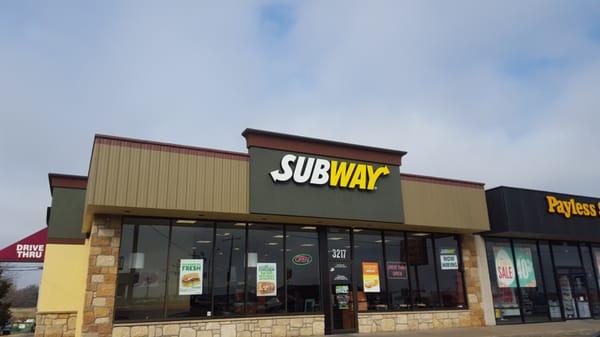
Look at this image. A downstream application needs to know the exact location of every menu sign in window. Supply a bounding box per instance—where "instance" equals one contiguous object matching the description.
[386,262,408,279]
[256,263,277,296]
[362,262,381,293]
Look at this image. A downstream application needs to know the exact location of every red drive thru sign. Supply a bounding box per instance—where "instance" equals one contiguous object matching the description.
[0,228,48,262]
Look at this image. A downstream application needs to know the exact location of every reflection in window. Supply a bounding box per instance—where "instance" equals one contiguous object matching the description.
[486,239,522,324]
[580,244,600,318]
[213,223,247,316]
[165,223,214,318]
[354,230,387,311]
[246,224,285,314]
[115,219,170,321]
[513,240,548,323]
[384,231,410,310]
[539,241,562,320]
[408,233,440,308]
[435,235,466,309]
[286,226,320,313]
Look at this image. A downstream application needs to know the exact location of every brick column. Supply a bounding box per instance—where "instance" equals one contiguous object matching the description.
[461,234,485,327]
[81,215,121,337]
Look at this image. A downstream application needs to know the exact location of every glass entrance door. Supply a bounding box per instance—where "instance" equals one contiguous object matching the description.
[326,228,356,334]
[558,272,591,319]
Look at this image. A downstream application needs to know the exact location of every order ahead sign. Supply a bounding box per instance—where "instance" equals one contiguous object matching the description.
[249,148,404,222]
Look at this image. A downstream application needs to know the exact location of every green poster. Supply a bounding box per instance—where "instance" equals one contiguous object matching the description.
[515,247,537,288]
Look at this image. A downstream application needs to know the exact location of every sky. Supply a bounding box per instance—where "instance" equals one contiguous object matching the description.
[1,1,600,287]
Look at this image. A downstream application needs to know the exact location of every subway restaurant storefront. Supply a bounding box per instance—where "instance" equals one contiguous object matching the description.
[485,187,600,324]
[36,129,495,337]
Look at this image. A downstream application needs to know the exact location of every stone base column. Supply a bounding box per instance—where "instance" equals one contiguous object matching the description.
[34,312,77,337]
[81,215,121,337]
[461,234,485,327]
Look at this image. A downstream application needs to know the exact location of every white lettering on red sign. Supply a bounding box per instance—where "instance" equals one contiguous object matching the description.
[16,244,45,259]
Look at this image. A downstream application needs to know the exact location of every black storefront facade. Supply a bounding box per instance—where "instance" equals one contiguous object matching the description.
[485,186,600,324]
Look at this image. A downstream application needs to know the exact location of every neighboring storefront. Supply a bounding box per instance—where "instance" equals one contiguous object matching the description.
[485,187,600,324]
[35,129,494,337]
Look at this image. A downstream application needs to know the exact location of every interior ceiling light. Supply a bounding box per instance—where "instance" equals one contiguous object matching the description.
[176,219,197,224]
[301,226,317,230]
[300,243,314,247]
[328,237,343,241]
[411,233,429,237]
[196,240,211,244]
[267,242,279,246]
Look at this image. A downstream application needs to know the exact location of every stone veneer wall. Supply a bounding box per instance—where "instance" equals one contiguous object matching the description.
[358,233,486,333]
[358,310,473,332]
[35,312,77,337]
[112,315,325,337]
[461,233,485,327]
[81,215,122,337]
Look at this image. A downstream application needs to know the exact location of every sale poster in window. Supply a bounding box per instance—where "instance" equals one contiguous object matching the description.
[256,262,277,296]
[179,259,203,295]
[362,261,380,293]
[493,246,516,288]
[515,247,537,288]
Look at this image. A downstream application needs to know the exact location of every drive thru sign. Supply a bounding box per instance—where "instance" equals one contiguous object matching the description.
[0,227,48,262]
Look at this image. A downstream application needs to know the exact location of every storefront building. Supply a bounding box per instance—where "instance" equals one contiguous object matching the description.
[35,129,495,337]
[484,187,600,324]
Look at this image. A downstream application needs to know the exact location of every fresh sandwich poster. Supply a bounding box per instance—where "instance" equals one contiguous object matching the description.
[179,259,203,295]
[256,262,277,296]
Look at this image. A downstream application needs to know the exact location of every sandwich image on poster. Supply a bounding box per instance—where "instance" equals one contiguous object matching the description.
[256,262,277,296]
[362,261,381,293]
[179,259,203,295]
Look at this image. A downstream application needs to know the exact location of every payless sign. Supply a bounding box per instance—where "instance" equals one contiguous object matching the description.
[249,148,404,223]
[546,195,600,219]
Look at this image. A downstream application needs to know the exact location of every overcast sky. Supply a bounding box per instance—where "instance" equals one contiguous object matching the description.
[1,1,600,287]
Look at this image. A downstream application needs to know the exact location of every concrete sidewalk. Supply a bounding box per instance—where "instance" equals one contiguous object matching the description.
[335,320,600,337]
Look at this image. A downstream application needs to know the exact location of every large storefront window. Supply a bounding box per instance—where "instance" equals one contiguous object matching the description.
[286,226,321,313]
[166,223,214,318]
[487,237,600,324]
[408,233,440,308]
[114,218,468,323]
[486,238,522,324]
[384,231,410,310]
[115,218,170,321]
[512,240,548,323]
[213,223,246,316]
[435,235,466,309]
[354,230,387,312]
[246,224,285,314]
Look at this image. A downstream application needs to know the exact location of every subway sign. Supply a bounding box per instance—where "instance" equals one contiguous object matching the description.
[546,195,600,219]
[269,154,390,191]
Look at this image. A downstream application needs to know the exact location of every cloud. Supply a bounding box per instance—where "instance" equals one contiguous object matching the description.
[0,1,600,285]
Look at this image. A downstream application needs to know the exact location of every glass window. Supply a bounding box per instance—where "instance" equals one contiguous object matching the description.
[552,243,582,267]
[165,222,214,318]
[435,235,466,309]
[286,226,321,313]
[354,230,387,312]
[246,224,285,314]
[408,233,440,309]
[539,241,562,320]
[115,218,170,321]
[384,231,410,310]
[513,240,548,323]
[580,244,600,318]
[213,223,247,316]
[486,238,522,324]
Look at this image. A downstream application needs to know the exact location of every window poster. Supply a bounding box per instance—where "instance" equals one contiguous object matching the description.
[439,248,459,270]
[362,261,381,293]
[493,246,516,288]
[514,247,537,288]
[179,259,203,295]
[256,262,277,296]
[386,262,408,279]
